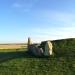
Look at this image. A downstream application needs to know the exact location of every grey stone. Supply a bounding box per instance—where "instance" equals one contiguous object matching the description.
[44,41,53,56]
[28,37,32,50]
[28,44,43,56]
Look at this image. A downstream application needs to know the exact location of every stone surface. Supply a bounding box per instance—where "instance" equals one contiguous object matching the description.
[28,44,43,56]
[28,37,32,45]
[44,41,53,56]
[28,37,32,50]
[27,38,53,56]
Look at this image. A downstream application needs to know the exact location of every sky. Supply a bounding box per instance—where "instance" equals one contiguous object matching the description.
[0,0,75,43]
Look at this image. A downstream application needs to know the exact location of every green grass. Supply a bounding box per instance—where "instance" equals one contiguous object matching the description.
[0,48,75,75]
[0,48,27,52]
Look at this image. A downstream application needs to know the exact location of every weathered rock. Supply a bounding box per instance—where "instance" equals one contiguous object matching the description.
[27,38,53,56]
[28,44,43,56]
[28,37,32,50]
[44,41,53,56]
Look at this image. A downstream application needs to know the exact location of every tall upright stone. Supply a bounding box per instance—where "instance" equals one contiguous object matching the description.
[44,41,53,56]
[28,37,32,50]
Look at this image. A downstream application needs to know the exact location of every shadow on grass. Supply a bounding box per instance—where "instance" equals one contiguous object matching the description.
[0,49,52,63]
[0,49,75,63]
[0,50,35,63]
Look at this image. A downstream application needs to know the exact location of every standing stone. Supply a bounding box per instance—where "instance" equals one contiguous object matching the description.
[44,41,53,56]
[28,37,32,50]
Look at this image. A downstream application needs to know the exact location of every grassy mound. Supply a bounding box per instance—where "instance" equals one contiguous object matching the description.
[52,38,75,56]
[40,38,75,56]
[0,38,75,75]
[0,49,75,75]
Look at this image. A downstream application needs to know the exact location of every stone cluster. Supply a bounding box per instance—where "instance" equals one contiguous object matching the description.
[28,37,53,56]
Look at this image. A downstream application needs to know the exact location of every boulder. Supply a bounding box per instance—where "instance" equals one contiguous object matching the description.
[44,41,53,56]
[28,44,43,56]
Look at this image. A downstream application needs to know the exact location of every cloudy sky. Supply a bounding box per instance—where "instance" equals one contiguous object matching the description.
[0,0,75,43]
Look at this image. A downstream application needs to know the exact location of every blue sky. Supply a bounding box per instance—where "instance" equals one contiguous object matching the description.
[0,0,75,43]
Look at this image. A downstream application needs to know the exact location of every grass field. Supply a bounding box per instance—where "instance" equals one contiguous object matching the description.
[0,44,26,50]
[0,47,75,75]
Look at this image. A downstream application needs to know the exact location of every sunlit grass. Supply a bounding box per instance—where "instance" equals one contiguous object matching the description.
[0,39,75,75]
[0,48,74,75]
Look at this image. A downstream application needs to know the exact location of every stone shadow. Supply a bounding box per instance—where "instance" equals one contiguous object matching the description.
[0,49,52,63]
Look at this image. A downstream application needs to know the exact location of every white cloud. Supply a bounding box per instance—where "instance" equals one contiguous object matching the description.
[28,26,75,43]
[12,0,39,12]
[30,11,75,42]
[12,1,75,42]
[34,10,75,27]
